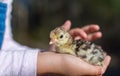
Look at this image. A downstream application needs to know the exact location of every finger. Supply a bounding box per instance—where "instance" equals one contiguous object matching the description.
[81,24,100,34]
[69,28,87,40]
[87,32,102,41]
[102,55,111,74]
[61,20,71,31]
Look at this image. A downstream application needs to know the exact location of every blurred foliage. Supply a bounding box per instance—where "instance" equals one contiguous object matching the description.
[11,0,120,75]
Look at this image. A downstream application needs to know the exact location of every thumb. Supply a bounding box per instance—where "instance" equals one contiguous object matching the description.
[61,20,71,31]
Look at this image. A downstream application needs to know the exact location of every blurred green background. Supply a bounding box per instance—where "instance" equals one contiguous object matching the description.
[11,0,120,76]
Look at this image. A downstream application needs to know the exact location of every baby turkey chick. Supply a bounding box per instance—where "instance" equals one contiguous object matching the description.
[49,26,106,66]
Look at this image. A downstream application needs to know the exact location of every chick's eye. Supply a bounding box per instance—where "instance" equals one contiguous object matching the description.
[60,35,63,38]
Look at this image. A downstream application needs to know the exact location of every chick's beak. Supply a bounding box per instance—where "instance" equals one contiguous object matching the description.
[49,38,57,45]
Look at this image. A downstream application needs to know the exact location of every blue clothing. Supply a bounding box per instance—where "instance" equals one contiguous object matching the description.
[0,2,7,48]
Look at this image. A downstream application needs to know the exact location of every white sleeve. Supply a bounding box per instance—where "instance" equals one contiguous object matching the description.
[3,0,13,40]
[0,48,39,76]
[0,0,43,76]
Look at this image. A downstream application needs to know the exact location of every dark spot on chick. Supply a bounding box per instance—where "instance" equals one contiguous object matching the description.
[91,49,98,54]
[89,56,94,62]
[81,41,92,50]
[80,55,87,58]
[75,47,79,56]
[98,57,104,62]
[82,44,91,50]
[94,45,103,52]
[74,39,84,56]
[75,39,84,47]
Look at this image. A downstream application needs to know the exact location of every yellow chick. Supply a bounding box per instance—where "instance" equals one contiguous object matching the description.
[49,26,106,66]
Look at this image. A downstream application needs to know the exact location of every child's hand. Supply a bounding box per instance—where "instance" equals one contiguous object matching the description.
[37,51,111,76]
[62,20,102,41]
[40,20,111,76]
